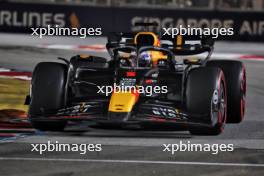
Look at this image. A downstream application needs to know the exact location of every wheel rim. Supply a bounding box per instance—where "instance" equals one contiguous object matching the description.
[211,80,226,130]
[240,66,246,118]
[219,82,226,130]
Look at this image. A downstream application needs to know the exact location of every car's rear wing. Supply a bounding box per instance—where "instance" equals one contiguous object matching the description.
[107,31,214,56]
[161,35,214,55]
[107,22,158,46]
[106,32,136,49]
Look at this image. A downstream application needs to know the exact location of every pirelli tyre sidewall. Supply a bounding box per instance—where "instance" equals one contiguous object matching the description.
[186,67,227,135]
[206,60,246,123]
[28,62,67,131]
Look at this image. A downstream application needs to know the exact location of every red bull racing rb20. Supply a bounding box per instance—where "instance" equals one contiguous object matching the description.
[26,31,246,135]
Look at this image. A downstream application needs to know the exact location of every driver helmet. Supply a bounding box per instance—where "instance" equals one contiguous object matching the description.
[139,51,152,67]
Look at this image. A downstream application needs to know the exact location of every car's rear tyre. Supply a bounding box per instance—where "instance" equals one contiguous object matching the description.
[186,67,227,135]
[206,60,246,123]
[28,62,67,131]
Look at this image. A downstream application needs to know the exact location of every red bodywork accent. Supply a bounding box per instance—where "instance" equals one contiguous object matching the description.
[126,71,136,77]
[145,79,153,84]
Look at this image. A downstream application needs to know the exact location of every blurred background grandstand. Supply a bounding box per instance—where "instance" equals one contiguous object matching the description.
[0,0,263,41]
[2,0,264,10]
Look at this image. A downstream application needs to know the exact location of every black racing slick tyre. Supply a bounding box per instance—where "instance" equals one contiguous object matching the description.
[186,67,227,135]
[28,62,67,131]
[206,60,246,123]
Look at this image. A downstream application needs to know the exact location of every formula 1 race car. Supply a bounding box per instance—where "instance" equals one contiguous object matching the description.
[26,30,246,135]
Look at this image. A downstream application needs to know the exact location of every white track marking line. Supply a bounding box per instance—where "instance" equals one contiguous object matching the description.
[12,76,31,81]
[0,157,263,167]
[0,68,11,72]
[37,44,106,52]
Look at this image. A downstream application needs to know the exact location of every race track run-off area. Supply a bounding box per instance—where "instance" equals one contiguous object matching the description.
[0,33,264,175]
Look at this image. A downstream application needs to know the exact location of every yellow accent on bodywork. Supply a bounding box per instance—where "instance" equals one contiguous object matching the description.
[149,50,168,65]
[119,52,131,58]
[176,35,183,50]
[108,92,137,112]
[79,54,90,59]
[187,58,199,63]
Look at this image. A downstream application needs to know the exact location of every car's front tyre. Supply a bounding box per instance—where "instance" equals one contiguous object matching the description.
[186,67,227,135]
[28,62,67,131]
